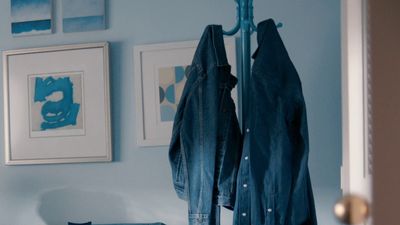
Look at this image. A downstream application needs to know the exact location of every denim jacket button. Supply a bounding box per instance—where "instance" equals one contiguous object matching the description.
[244,156,249,160]
[246,128,250,133]
[243,184,248,188]
[242,213,247,217]
[267,208,272,213]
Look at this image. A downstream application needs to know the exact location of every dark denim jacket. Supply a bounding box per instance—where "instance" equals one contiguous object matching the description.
[233,19,317,225]
[169,25,242,225]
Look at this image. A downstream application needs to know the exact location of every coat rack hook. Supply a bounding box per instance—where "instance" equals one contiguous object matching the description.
[223,0,241,35]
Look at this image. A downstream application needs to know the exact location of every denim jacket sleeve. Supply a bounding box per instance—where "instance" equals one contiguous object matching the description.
[169,65,199,200]
[287,94,317,225]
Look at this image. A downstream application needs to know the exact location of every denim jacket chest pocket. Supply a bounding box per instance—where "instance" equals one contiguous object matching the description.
[218,82,236,112]
[217,69,238,130]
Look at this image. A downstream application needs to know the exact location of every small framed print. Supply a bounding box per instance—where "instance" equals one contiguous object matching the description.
[62,0,106,33]
[11,0,53,37]
[3,43,112,165]
[134,38,237,146]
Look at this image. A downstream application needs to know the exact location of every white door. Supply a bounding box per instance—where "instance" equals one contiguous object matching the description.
[340,0,400,224]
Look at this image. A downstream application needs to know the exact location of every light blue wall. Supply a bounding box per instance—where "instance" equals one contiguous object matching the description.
[0,0,342,225]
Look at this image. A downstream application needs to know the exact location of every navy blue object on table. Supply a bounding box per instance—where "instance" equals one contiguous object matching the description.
[93,223,166,225]
[68,222,91,225]
[168,25,243,225]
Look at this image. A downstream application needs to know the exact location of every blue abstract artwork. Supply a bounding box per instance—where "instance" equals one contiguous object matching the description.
[30,73,84,133]
[158,66,189,122]
[11,0,52,37]
[62,0,105,33]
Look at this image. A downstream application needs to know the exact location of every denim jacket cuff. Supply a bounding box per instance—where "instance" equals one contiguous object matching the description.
[189,213,211,225]
[216,194,235,209]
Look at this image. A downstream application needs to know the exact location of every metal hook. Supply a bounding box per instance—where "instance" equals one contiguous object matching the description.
[250,0,283,33]
[249,0,257,33]
[223,0,283,35]
[250,22,284,33]
[223,0,241,35]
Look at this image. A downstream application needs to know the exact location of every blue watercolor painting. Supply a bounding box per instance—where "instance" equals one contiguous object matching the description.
[30,73,84,132]
[62,0,105,33]
[11,0,52,37]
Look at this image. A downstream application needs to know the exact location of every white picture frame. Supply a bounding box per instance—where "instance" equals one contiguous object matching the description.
[134,38,237,147]
[3,42,112,165]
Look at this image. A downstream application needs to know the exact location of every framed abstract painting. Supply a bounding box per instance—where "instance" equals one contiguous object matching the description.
[11,0,53,37]
[2,43,112,165]
[62,0,106,33]
[134,38,236,146]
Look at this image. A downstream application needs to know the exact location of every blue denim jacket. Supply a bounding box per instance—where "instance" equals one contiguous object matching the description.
[169,25,242,225]
[233,19,317,225]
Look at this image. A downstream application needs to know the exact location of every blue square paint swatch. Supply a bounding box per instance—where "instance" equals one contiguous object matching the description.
[11,0,52,37]
[62,0,105,33]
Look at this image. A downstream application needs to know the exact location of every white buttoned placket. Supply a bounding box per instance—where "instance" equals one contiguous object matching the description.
[237,127,251,224]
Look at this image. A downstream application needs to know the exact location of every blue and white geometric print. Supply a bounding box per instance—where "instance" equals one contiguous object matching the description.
[158,66,189,122]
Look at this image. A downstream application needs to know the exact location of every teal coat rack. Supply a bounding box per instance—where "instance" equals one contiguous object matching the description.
[223,0,282,130]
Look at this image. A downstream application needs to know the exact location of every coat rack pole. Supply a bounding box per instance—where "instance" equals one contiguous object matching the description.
[239,0,251,131]
[224,0,270,131]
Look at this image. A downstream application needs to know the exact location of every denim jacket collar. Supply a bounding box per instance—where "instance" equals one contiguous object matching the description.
[253,19,288,64]
[193,25,230,74]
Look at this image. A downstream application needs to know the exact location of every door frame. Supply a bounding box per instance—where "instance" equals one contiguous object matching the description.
[341,0,372,198]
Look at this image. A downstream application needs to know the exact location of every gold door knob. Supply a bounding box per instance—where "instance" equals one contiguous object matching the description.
[334,195,370,225]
